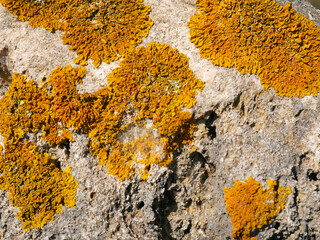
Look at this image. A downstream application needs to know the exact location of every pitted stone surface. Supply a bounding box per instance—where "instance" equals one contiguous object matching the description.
[1,0,320,239]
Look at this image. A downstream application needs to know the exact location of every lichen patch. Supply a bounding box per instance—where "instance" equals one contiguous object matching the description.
[0,0,154,67]
[188,0,320,97]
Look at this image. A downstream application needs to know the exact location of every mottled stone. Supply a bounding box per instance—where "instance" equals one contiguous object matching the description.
[1,0,320,239]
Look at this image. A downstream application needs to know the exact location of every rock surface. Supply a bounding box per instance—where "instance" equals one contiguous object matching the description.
[0,0,320,239]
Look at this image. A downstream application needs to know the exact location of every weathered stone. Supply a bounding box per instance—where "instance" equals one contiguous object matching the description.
[1,0,320,239]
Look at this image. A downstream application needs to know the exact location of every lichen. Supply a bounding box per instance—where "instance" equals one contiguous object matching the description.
[0,67,83,231]
[0,71,76,146]
[87,42,204,180]
[223,177,291,240]
[0,0,153,67]
[0,142,78,231]
[0,43,203,231]
[188,0,320,97]
[46,65,88,130]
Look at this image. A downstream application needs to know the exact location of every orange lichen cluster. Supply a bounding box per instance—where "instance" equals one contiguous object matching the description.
[0,85,77,231]
[0,42,204,219]
[46,65,89,130]
[0,67,86,231]
[0,67,88,146]
[0,0,153,67]
[63,0,153,67]
[223,177,291,240]
[0,0,78,31]
[0,43,203,231]
[0,142,77,231]
[188,0,320,97]
[87,42,204,180]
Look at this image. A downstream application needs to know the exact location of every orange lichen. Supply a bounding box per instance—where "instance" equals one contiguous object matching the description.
[63,0,153,67]
[46,65,88,129]
[0,72,74,146]
[0,43,203,231]
[0,0,153,67]
[188,0,320,97]
[0,66,85,231]
[86,42,204,180]
[0,0,78,31]
[0,141,78,231]
[223,177,291,240]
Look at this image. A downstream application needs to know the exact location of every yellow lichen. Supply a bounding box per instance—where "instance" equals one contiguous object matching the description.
[0,43,203,231]
[0,67,84,231]
[0,72,74,146]
[188,0,320,97]
[0,0,78,31]
[223,177,291,240]
[46,65,88,129]
[0,0,153,67]
[86,42,204,180]
[0,141,78,232]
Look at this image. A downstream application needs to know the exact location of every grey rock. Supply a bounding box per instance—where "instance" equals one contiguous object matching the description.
[0,0,320,239]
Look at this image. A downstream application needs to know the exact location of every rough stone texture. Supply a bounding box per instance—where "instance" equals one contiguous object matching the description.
[0,0,320,239]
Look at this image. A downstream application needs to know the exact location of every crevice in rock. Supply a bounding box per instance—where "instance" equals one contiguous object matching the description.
[205,111,218,140]
[0,47,10,81]
[189,151,206,165]
[291,166,298,181]
[0,46,11,98]
[152,184,177,240]
[294,109,303,117]
[60,139,71,157]
[292,186,299,214]
[232,92,242,108]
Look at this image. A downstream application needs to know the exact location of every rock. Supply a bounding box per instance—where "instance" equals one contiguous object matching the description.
[1,0,320,239]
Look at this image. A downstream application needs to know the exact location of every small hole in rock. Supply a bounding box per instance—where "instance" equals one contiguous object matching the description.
[205,112,218,139]
[51,160,61,170]
[208,125,216,139]
[90,192,96,199]
[270,106,275,112]
[307,170,318,181]
[137,201,145,209]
